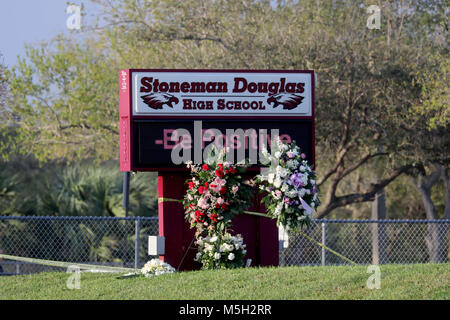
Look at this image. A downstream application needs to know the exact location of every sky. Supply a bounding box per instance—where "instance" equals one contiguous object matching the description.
[0,0,98,68]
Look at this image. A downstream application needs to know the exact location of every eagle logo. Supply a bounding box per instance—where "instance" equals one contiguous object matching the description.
[141,93,179,110]
[267,93,304,110]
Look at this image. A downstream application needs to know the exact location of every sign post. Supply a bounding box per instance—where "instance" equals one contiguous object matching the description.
[120,69,315,270]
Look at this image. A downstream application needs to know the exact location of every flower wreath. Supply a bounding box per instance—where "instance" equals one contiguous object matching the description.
[256,139,320,230]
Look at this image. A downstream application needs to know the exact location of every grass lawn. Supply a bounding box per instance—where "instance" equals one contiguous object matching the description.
[0,263,448,300]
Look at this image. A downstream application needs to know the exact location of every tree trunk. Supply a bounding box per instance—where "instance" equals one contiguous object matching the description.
[371,189,387,264]
[443,168,450,220]
[414,166,446,263]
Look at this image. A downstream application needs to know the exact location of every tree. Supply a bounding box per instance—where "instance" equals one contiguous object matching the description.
[2,0,448,218]
[0,53,7,108]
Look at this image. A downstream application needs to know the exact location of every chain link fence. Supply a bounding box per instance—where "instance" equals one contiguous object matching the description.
[0,216,158,274]
[280,220,450,266]
[0,216,448,274]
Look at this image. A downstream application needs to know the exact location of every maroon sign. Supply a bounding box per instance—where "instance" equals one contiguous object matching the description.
[120,69,315,172]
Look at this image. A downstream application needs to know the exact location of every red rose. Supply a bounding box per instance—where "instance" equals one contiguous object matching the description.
[215,170,224,178]
[229,166,236,174]
[195,210,204,217]
[215,203,220,209]
[188,181,194,190]
[202,164,209,171]
[204,182,209,187]
[198,186,205,194]
[221,204,228,210]
[219,186,226,195]
[225,170,229,175]
[217,163,223,169]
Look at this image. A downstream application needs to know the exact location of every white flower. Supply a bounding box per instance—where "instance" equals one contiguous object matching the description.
[281,183,289,192]
[228,253,235,261]
[298,188,306,197]
[274,202,283,216]
[141,259,176,277]
[210,236,218,242]
[310,179,315,185]
[276,165,289,178]
[214,252,221,260]
[273,177,282,188]
[302,174,308,185]
[268,173,275,184]
[287,190,297,198]
[299,165,306,172]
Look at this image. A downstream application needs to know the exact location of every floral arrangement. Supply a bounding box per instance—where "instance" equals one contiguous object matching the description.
[183,160,253,235]
[257,139,320,230]
[141,259,176,277]
[194,233,247,270]
[183,141,320,269]
[183,150,253,269]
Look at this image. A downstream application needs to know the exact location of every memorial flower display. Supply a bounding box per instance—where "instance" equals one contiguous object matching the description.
[141,259,176,277]
[183,141,320,269]
[256,139,320,230]
[183,150,253,269]
[194,233,247,270]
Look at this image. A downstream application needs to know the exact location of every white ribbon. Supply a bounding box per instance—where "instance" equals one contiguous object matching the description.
[299,197,314,216]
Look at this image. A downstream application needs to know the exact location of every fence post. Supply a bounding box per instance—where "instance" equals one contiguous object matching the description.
[135,218,141,269]
[321,222,327,266]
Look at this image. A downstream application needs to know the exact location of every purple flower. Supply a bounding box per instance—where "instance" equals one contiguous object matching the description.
[288,173,305,188]
[301,153,306,159]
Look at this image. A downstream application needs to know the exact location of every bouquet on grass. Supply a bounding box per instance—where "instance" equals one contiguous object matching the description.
[141,259,176,277]
[194,232,247,270]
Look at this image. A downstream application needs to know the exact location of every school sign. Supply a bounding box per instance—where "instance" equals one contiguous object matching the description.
[119,69,315,171]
